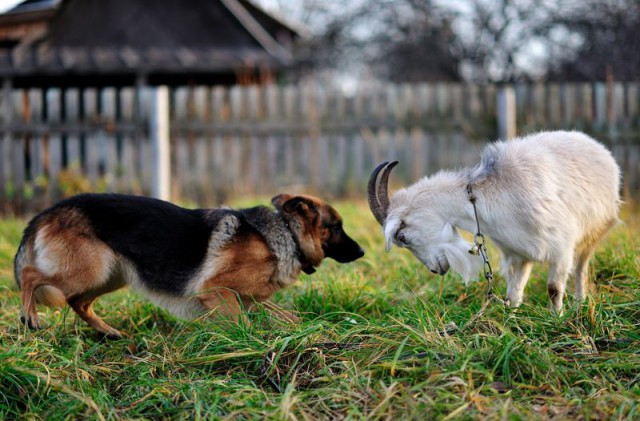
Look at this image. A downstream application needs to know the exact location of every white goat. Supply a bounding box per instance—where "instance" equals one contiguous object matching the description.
[368,131,620,310]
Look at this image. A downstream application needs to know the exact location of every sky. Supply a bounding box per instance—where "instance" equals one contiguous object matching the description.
[0,0,19,12]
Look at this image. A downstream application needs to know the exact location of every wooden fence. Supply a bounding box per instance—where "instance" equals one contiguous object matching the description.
[0,81,639,214]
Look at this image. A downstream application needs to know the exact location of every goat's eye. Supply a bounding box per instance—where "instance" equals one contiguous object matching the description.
[397,232,407,244]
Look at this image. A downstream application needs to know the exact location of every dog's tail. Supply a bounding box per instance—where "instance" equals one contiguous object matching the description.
[14,233,28,290]
[14,227,66,308]
[33,286,66,308]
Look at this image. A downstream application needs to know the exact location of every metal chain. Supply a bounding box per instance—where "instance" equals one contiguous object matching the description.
[466,184,495,300]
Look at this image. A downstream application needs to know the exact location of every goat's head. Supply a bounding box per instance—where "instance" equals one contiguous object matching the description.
[368,161,480,282]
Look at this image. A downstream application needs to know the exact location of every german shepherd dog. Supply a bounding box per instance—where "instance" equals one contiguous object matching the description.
[14,193,364,338]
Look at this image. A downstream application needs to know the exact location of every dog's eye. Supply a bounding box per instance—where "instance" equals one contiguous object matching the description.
[331,223,342,233]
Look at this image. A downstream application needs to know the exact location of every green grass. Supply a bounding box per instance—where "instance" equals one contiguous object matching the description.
[1,200,639,420]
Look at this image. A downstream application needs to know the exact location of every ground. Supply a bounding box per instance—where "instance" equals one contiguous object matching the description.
[0,200,638,420]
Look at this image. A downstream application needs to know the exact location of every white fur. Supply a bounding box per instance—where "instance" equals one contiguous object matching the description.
[383,131,620,310]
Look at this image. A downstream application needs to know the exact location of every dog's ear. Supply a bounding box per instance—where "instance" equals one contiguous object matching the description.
[272,194,316,215]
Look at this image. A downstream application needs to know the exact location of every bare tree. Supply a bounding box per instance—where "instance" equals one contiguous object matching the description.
[546,0,640,81]
[367,0,462,82]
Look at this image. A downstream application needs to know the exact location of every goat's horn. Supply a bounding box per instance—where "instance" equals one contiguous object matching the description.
[367,161,399,226]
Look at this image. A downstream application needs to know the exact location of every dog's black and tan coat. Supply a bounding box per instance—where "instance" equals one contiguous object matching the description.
[14,193,364,338]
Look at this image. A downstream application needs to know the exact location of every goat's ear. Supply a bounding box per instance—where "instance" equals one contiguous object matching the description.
[383,218,401,252]
[441,222,456,239]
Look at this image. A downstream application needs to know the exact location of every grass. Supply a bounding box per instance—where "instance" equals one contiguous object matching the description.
[0,200,639,420]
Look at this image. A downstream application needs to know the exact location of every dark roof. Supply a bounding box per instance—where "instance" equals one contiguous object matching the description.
[0,0,298,80]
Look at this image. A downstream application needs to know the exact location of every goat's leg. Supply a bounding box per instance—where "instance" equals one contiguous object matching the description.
[574,218,616,301]
[503,254,533,307]
[574,246,596,301]
[548,253,573,313]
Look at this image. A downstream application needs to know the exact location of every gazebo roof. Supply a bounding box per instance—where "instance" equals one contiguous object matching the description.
[0,0,298,82]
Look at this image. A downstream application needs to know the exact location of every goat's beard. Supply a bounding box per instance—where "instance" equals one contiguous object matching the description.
[441,238,483,284]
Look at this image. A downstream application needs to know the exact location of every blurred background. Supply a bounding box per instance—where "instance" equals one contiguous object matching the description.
[0,0,638,215]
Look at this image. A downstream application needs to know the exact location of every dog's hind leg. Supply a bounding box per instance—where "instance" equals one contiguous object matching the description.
[19,265,49,329]
[503,254,533,308]
[68,294,123,339]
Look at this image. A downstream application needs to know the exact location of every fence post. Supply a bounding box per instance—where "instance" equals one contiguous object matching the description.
[150,86,170,201]
[594,82,607,130]
[0,78,11,207]
[497,85,516,140]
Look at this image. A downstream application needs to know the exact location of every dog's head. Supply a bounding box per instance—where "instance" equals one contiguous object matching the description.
[272,194,364,274]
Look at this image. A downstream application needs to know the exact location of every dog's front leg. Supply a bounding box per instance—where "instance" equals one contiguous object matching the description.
[198,289,248,325]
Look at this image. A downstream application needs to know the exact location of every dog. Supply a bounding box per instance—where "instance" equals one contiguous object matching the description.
[14,193,364,338]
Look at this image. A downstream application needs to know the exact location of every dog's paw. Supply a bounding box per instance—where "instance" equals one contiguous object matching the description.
[20,315,41,330]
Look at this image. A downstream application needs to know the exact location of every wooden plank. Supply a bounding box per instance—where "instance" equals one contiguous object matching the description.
[265,135,278,192]
[283,85,297,123]
[174,86,189,121]
[212,86,229,123]
[0,133,9,210]
[84,89,100,187]
[611,82,624,128]
[465,83,481,118]
[119,87,137,193]
[435,82,448,116]
[7,88,25,212]
[334,134,347,193]
[352,131,364,184]
[46,88,62,200]
[150,86,171,200]
[65,88,81,169]
[0,79,10,210]
[194,135,209,203]
[174,138,189,199]
[101,87,118,192]
[562,84,576,128]
[209,133,223,201]
[450,83,463,121]
[11,133,25,209]
[284,134,294,182]
[547,83,561,126]
[230,85,244,121]
[28,89,45,207]
[626,83,639,124]
[411,127,424,181]
[532,83,545,127]
[386,84,399,120]
[497,86,516,139]
[399,83,413,120]
[594,82,607,130]
[265,84,280,121]
[193,86,209,121]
